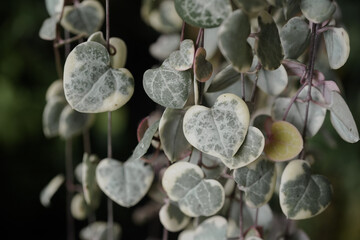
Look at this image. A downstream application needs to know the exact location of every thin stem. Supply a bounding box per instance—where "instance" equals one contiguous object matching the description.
[162,227,168,240]
[250,73,258,103]
[107,111,114,240]
[238,191,244,240]
[53,45,63,79]
[83,129,91,154]
[241,73,245,101]
[254,208,259,227]
[106,0,110,51]
[65,139,75,240]
[54,34,87,48]
[282,83,307,120]
[107,112,113,158]
[180,22,186,42]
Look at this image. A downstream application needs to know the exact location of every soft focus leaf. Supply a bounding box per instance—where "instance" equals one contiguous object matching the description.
[70,193,88,220]
[149,34,180,61]
[132,120,160,159]
[82,153,101,210]
[80,221,121,240]
[300,0,336,24]
[40,174,65,207]
[324,27,350,69]
[42,97,67,138]
[159,201,190,232]
[39,16,58,41]
[233,0,269,14]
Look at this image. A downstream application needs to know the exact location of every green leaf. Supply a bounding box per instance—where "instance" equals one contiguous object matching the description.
[248,63,288,96]
[159,201,191,232]
[61,0,104,36]
[174,0,232,28]
[58,105,94,139]
[132,120,160,159]
[218,10,253,73]
[328,91,359,143]
[80,221,121,240]
[162,162,225,217]
[39,16,58,41]
[96,158,154,207]
[194,48,213,82]
[221,126,265,169]
[264,121,303,162]
[45,0,64,16]
[233,0,269,14]
[280,17,310,59]
[82,153,101,210]
[183,93,250,159]
[300,0,335,24]
[272,86,326,138]
[280,160,333,219]
[143,59,191,109]
[233,158,276,208]
[64,41,135,113]
[42,97,67,138]
[71,193,88,220]
[169,39,195,71]
[256,11,283,70]
[178,216,227,240]
[324,27,350,70]
[159,108,192,162]
[40,174,65,207]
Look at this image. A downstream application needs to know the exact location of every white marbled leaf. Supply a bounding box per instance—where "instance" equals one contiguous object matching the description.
[183,93,250,159]
[61,0,104,36]
[272,86,326,138]
[218,9,253,73]
[280,160,333,220]
[300,0,336,24]
[159,201,191,232]
[64,41,135,113]
[169,39,195,71]
[324,27,350,70]
[71,193,88,220]
[159,108,192,162]
[40,174,65,207]
[80,221,121,240]
[174,0,232,28]
[162,162,225,217]
[39,16,58,41]
[233,158,276,208]
[96,158,154,208]
[132,120,160,159]
[328,91,359,143]
[59,105,94,139]
[43,97,67,138]
[143,59,191,109]
[179,216,228,240]
[82,153,101,210]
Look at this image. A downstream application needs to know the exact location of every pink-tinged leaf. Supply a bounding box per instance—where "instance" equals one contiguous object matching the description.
[137,117,149,142]
[316,81,341,104]
[194,48,213,83]
[282,59,305,77]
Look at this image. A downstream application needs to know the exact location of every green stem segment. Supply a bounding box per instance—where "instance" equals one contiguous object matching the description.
[65,139,75,240]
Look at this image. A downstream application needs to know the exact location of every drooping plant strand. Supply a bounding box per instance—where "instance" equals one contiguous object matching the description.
[65,139,75,240]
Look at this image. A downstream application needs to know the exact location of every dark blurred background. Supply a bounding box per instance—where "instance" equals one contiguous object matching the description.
[1,0,359,239]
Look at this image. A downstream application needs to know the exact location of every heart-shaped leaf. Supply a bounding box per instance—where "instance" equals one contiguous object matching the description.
[324,27,350,70]
[159,108,192,162]
[80,221,121,240]
[174,0,232,28]
[96,158,154,207]
[169,39,195,71]
[82,153,101,210]
[71,193,88,220]
[272,86,326,138]
[194,48,213,82]
[132,120,160,159]
[280,160,333,219]
[178,216,228,240]
[159,201,191,232]
[232,0,269,14]
[328,91,359,143]
[39,16,58,41]
[43,97,67,138]
[162,162,225,217]
[189,149,226,179]
[280,17,311,59]
[143,59,191,109]
[61,0,104,36]
[247,63,288,96]
[40,174,65,207]
[221,126,265,169]
[64,41,135,113]
[264,121,303,162]
[256,11,283,70]
[59,105,94,139]
[300,0,336,24]
[183,93,250,159]
[218,9,253,73]
[233,158,276,208]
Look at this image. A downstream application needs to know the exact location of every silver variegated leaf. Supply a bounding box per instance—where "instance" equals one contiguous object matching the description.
[174,0,232,28]
[233,158,276,208]
[80,221,121,240]
[132,120,160,159]
[328,91,359,143]
[143,59,191,109]
[324,27,350,70]
[300,0,336,24]
[96,158,154,208]
[218,9,253,73]
[179,216,227,240]
[169,39,195,71]
[280,17,310,59]
[82,153,101,210]
[43,97,67,138]
[159,201,191,232]
[183,93,250,159]
[61,0,104,36]
[39,16,58,41]
[64,41,135,113]
[40,174,65,207]
[162,162,225,217]
[280,160,333,220]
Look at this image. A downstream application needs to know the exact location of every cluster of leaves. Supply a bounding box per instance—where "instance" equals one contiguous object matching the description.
[39,0,359,240]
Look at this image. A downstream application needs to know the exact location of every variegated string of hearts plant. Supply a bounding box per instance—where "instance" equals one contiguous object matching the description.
[39,0,359,240]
